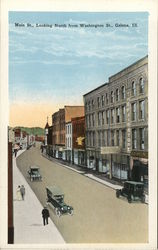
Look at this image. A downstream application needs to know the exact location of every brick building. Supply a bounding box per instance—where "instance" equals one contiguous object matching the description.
[47,106,84,159]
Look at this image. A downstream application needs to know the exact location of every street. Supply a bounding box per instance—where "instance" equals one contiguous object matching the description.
[16,144,148,243]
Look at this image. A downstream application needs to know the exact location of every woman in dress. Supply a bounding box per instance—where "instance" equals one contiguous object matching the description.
[16,185,22,200]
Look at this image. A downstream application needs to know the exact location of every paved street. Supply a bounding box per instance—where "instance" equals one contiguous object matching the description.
[13,149,65,244]
[16,144,148,243]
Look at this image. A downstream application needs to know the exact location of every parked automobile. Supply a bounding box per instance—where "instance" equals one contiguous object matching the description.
[116,181,146,203]
[46,186,73,217]
[28,166,42,181]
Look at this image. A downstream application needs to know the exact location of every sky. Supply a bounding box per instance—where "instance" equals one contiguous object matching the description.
[9,12,148,128]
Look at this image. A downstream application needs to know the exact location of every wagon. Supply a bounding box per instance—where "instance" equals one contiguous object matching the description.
[28,166,42,181]
[46,186,73,217]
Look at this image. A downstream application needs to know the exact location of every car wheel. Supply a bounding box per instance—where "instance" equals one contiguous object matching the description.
[69,210,73,216]
[128,196,132,203]
[141,195,145,203]
[116,190,121,198]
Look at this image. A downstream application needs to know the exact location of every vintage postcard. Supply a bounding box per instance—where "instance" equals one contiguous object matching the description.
[0,0,157,249]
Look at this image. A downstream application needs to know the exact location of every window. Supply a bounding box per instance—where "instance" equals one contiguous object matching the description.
[105,93,108,104]
[122,105,126,122]
[111,109,115,124]
[122,129,126,149]
[111,91,114,103]
[92,99,94,109]
[111,130,115,146]
[97,97,101,108]
[89,114,91,127]
[102,130,106,146]
[131,103,136,121]
[101,95,105,106]
[116,130,120,146]
[116,89,119,101]
[102,111,105,125]
[139,100,145,120]
[139,78,144,94]
[121,86,125,99]
[107,130,110,146]
[132,129,137,149]
[139,128,145,150]
[116,107,120,123]
[98,112,101,126]
[132,81,136,96]
[92,113,95,127]
[93,131,95,146]
[106,110,109,124]
[98,131,101,146]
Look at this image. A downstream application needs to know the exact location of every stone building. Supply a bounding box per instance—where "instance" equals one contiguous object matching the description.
[83,55,148,185]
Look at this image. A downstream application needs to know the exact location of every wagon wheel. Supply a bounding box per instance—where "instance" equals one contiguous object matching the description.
[116,190,121,198]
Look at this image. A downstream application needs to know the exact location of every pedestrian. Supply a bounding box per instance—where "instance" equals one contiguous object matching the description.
[14,149,17,157]
[20,185,25,200]
[42,206,50,226]
[16,185,22,201]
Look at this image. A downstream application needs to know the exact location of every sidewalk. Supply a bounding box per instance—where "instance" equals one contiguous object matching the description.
[42,153,123,190]
[13,150,65,244]
[42,153,148,203]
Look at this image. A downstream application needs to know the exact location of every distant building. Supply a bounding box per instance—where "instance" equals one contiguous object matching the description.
[65,116,85,166]
[83,56,148,186]
[47,106,84,160]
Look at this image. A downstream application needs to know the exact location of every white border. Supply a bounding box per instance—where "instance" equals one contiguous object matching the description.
[0,0,157,249]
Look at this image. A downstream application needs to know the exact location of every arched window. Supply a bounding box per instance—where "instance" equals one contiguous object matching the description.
[139,78,144,94]
[132,81,136,96]
[121,86,125,99]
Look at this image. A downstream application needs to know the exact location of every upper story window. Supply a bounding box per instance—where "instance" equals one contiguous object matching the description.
[139,77,144,94]
[116,107,120,123]
[116,89,119,101]
[131,103,136,121]
[132,81,136,96]
[139,128,145,150]
[122,129,126,149]
[91,99,94,109]
[105,93,108,104]
[106,110,110,124]
[121,86,125,100]
[101,95,105,107]
[111,91,114,103]
[111,109,115,124]
[139,100,145,120]
[97,97,101,108]
[111,130,115,146]
[122,105,126,122]
[132,129,137,149]
[116,130,120,146]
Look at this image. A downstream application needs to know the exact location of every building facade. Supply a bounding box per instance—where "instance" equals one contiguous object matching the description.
[48,106,84,160]
[83,56,148,185]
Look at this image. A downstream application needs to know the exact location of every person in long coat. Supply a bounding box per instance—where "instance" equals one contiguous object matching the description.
[42,207,50,226]
[16,185,22,201]
[20,185,25,200]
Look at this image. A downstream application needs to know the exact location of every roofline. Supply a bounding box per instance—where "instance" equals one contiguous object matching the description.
[83,55,148,97]
[83,82,108,97]
[109,55,148,81]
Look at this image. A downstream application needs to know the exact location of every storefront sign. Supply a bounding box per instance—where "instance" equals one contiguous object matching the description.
[101,146,121,154]
[131,151,148,159]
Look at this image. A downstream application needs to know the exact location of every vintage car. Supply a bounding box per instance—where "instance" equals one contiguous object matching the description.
[116,181,146,203]
[46,186,73,217]
[28,166,42,181]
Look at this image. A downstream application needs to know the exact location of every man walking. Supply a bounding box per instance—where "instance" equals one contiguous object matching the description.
[20,185,25,200]
[42,207,50,226]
